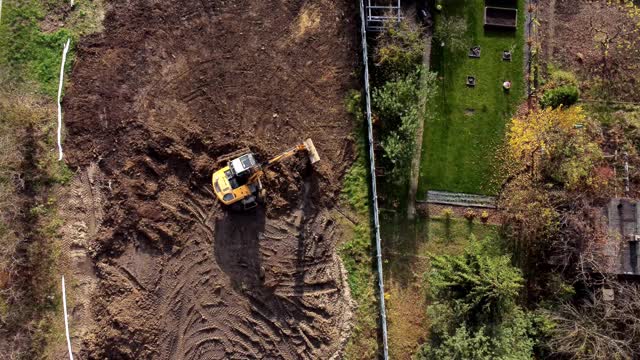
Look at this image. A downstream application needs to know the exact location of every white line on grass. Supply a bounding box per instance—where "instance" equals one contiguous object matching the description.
[57,38,71,161]
[62,276,74,360]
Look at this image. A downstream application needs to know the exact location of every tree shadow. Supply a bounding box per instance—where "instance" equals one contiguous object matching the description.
[381,210,429,289]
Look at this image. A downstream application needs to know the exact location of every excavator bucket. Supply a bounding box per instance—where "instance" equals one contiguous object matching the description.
[303,138,320,164]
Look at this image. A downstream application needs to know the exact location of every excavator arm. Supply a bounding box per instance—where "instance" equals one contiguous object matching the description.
[247,139,320,183]
[265,144,307,167]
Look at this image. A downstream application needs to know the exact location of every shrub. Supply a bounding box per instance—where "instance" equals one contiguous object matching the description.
[373,68,438,177]
[373,71,421,128]
[480,211,489,223]
[549,68,578,87]
[375,20,425,83]
[344,89,362,119]
[464,208,476,222]
[540,85,579,109]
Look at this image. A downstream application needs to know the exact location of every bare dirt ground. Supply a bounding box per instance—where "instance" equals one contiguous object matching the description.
[62,0,359,358]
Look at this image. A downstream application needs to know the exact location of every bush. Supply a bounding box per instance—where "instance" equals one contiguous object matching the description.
[373,68,438,177]
[540,85,579,109]
[464,209,476,222]
[344,89,362,119]
[441,207,454,220]
[375,20,425,84]
[373,71,421,128]
[549,68,578,87]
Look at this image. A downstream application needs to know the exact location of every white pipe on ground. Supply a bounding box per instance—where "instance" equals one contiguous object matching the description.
[62,276,74,360]
[57,38,71,161]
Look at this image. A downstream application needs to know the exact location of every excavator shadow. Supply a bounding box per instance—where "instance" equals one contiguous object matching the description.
[213,209,267,294]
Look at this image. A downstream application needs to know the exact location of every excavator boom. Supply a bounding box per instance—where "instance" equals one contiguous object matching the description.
[265,138,320,168]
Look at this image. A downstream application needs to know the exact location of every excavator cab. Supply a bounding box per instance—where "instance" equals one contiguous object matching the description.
[212,152,261,210]
[211,139,319,211]
[227,153,261,209]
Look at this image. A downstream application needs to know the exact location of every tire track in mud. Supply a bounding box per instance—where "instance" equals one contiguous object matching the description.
[146,183,352,360]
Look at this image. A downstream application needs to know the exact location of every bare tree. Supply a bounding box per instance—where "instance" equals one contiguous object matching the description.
[547,281,640,360]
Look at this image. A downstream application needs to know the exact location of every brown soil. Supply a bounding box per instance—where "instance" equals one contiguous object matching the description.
[484,7,518,27]
[63,1,359,359]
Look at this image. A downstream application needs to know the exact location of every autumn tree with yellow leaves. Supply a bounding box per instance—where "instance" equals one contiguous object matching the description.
[504,105,608,192]
[499,106,612,299]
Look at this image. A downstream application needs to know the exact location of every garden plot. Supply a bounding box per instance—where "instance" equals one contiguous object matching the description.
[418,0,525,196]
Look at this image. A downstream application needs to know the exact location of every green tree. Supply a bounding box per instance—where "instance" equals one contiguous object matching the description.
[416,237,538,360]
[416,312,536,360]
[416,324,493,360]
[373,68,437,177]
[429,238,523,324]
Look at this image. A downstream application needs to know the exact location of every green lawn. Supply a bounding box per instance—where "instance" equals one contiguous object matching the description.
[418,0,525,196]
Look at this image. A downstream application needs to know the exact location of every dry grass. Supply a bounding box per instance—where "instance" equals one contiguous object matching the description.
[292,4,321,40]
[0,86,75,360]
[0,0,103,357]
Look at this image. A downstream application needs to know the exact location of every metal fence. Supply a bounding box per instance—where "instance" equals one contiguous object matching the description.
[358,0,389,358]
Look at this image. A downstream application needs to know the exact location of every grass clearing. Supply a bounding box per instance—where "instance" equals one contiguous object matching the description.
[0,0,104,98]
[340,91,380,359]
[0,0,103,356]
[418,0,525,196]
[381,213,499,359]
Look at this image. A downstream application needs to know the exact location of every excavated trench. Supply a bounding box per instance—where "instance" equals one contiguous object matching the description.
[62,0,360,358]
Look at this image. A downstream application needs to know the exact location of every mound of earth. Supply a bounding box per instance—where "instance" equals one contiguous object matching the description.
[63,0,359,358]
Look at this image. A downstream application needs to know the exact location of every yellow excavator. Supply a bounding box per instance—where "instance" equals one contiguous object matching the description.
[211,139,320,210]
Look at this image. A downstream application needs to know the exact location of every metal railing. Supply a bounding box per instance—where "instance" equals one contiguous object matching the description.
[366,0,402,32]
[358,0,389,358]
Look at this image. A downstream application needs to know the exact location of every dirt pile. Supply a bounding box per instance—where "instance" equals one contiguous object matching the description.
[63,0,359,358]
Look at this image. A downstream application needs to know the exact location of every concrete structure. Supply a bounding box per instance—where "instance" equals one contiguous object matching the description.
[605,198,640,275]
